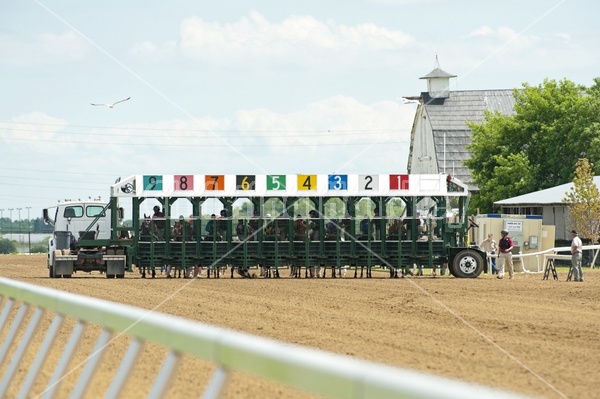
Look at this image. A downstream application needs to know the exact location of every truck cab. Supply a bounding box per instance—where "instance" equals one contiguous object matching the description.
[43,200,126,278]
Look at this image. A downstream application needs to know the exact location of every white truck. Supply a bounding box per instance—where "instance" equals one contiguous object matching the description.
[43,200,127,278]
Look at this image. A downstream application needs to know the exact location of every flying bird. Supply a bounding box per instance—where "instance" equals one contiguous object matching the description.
[91,97,131,108]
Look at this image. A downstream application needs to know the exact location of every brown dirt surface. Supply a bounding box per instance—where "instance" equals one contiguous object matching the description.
[0,254,598,399]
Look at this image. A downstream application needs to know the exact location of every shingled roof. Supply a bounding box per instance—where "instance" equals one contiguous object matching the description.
[423,89,516,188]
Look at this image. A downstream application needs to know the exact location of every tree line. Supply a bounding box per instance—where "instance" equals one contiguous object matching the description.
[0,217,53,235]
[466,77,600,242]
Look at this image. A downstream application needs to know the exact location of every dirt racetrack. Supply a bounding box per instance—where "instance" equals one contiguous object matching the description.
[0,254,598,399]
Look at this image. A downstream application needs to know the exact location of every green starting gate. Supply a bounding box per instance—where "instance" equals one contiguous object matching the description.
[91,173,485,278]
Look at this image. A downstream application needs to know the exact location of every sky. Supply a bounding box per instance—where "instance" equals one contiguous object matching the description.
[1,0,599,222]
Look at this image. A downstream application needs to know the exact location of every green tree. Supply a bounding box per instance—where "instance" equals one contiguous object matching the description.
[0,238,17,254]
[563,158,600,243]
[466,78,600,213]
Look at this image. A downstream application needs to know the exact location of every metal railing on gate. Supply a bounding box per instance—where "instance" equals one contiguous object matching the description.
[0,278,531,399]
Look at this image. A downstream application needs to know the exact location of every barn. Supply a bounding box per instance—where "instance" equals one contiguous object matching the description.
[406,58,515,190]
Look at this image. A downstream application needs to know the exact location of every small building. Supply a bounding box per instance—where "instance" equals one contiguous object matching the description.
[474,213,555,272]
[406,58,515,190]
[494,176,600,241]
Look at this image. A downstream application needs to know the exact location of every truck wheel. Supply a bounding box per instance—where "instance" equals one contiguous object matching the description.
[49,266,54,278]
[446,262,456,277]
[452,250,484,278]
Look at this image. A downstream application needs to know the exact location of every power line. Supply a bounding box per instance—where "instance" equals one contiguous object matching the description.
[0,119,409,135]
[0,135,408,147]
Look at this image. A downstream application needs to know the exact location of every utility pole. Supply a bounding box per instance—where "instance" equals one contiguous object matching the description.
[17,208,22,245]
[26,207,32,254]
[8,209,13,240]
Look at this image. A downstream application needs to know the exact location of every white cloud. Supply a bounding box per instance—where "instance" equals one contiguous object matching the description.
[553,32,571,43]
[463,25,540,49]
[135,11,414,63]
[130,40,178,58]
[5,97,413,178]
[464,26,495,38]
[0,31,88,65]
[0,112,68,144]
[369,0,446,4]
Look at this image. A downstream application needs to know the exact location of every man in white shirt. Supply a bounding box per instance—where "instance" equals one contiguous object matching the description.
[570,230,583,282]
[479,233,498,274]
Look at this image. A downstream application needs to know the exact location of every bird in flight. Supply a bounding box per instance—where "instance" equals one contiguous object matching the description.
[91,97,131,108]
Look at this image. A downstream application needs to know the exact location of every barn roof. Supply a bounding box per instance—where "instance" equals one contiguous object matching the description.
[494,176,600,206]
[423,89,516,187]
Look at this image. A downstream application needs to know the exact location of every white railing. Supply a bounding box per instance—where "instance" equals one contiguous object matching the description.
[0,278,531,399]
[485,244,600,274]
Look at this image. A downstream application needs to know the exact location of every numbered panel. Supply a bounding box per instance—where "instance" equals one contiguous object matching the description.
[266,175,286,191]
[236,175,256,191]
[143,175,163,191]
[358,174,379,191]
[204,175,225,191]
[119,173,465,197]
[174,175,194,191]
[389,174,409,190]
[327,174,348,191]
[297,174,317,191]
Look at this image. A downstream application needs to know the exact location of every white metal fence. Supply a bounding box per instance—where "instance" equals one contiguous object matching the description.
[486,244,599,274]
[0,277,532,399]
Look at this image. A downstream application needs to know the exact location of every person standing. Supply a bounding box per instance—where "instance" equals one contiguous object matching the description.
[497,230,514,279]
[570,230,584,282]
[479,233,498,275]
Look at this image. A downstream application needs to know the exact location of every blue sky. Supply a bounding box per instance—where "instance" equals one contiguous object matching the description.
[1,0,598,220]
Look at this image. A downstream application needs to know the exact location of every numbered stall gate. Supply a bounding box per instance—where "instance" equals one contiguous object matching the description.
[111,174,486,278]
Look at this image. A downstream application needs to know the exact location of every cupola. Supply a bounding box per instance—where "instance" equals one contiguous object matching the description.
[419,55,456,99]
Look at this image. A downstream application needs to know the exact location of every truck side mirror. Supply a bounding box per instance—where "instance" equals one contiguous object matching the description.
[43,209,52,225]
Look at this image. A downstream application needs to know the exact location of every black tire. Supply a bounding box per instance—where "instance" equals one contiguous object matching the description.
[446,261,456,277]
[452,250,484,278]
[63,274,72,278]
[49,266,54,278]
